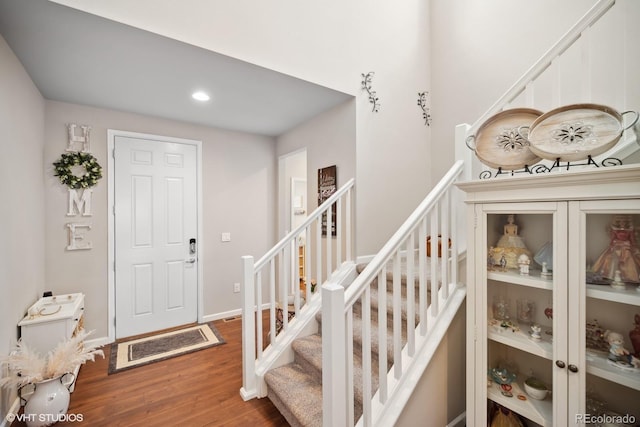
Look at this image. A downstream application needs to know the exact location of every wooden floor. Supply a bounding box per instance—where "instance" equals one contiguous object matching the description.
[11,318,288,427]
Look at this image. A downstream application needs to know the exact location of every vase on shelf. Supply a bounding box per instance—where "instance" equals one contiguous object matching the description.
[24,375,71,427]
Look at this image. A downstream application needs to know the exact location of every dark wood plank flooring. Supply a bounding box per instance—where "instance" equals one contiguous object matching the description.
[11,317,288,427]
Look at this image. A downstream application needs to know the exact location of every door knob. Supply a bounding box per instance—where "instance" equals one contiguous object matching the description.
[555,360,566,369]
[568,364,579,373]
[186,258,196,264]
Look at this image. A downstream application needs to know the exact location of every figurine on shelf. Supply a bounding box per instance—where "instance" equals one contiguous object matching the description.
[530,324,542,341]
[488,247,495,271]
[604,330,639,369]
[517,253,530,275]
[492,214,532,270]
[592,215,640,284]
[610,270,625,290]
[499,254,507,272]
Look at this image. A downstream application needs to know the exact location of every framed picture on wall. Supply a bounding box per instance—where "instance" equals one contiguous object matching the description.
[318,165,337,237]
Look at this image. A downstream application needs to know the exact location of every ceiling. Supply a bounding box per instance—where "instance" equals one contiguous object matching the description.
[0,0,352,136]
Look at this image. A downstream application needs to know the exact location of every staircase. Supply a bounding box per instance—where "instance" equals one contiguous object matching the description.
[264,263,424,427]
[241,160,466,426]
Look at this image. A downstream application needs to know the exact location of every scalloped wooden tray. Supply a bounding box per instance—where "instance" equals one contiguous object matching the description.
[469,108,543,170]
[527,104,627,162]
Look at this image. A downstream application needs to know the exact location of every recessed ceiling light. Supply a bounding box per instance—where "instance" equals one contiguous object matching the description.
[192,91,210,102]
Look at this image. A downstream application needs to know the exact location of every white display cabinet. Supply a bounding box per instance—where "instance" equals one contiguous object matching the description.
[458,164,640,427]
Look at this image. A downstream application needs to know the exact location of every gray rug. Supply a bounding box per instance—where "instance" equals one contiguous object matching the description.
[108,322,225,374]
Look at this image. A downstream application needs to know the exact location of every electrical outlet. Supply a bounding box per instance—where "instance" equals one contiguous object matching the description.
[233,283,240,293]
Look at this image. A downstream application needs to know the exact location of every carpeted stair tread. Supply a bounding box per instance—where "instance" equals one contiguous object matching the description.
[290,333,382,413]
[265,363,323,427]
[351,308,406,366]
[292,334,323,384]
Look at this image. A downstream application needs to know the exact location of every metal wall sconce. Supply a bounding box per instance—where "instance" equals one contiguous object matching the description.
[418,91,432,126]
[361,72,380,112]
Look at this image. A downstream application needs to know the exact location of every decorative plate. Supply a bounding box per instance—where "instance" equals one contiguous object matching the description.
[524,104,638,162]
[466,108,543,170]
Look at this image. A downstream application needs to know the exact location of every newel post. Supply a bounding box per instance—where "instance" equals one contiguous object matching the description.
[322,283,347,427]
[240,255,256,400]
[455,123,473,181]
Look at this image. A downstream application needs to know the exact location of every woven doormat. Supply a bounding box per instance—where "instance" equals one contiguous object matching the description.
[108,322,225,374]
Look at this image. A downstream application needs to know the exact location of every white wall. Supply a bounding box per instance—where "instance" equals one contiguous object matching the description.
[43,101,277,338]
[277,99,356,225]
[396,304,466,426]
[50,0,433,256]
[0,35,46,420]
[428,0,640,182]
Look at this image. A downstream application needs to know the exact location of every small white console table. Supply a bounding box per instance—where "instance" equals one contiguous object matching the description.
[18,293,85,392]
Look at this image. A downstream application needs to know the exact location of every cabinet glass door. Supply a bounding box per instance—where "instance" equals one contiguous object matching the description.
[574,201,640,426]
[483,203,565,427]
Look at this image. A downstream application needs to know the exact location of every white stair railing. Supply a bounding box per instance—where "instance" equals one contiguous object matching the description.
[322,160,466,427]
[458,0,639,179]
[240,178,355,400]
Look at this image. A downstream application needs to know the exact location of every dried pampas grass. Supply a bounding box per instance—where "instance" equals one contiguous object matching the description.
[0,329,104,388]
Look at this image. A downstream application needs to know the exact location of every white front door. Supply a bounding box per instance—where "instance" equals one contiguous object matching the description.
[114,135,198,338]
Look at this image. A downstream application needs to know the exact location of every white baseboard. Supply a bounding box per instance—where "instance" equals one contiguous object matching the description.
[202,308,242,323]
[85,336,112,348]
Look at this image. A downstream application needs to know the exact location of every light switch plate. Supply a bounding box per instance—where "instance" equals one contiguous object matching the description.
[221,232,231,242]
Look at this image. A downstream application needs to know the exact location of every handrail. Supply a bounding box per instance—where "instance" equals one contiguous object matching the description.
[254,178,355,271]
[467,0,615,135]
[345,160,464,307]
[323,159,467,426]
[241,176,356,401]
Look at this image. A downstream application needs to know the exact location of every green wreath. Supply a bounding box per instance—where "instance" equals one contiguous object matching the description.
[53,152,103,189]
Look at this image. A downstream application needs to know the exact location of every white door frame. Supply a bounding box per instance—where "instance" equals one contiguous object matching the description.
[107,129,204,342]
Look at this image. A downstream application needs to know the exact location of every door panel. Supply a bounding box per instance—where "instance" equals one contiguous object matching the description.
[115,136,198,338]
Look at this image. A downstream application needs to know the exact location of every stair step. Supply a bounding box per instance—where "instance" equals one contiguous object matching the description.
[292,334,323,385]
[265,363,323,427]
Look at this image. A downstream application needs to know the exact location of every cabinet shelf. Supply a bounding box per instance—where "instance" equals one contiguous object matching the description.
[488,376,552,426]
[488,270,553,290]
[586,351,640,391]
[585,284,640,306]
[489,323,553,359]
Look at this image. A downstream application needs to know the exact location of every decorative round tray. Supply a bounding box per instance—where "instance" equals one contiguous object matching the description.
[524,103,638,162]
[466,108,543,170]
